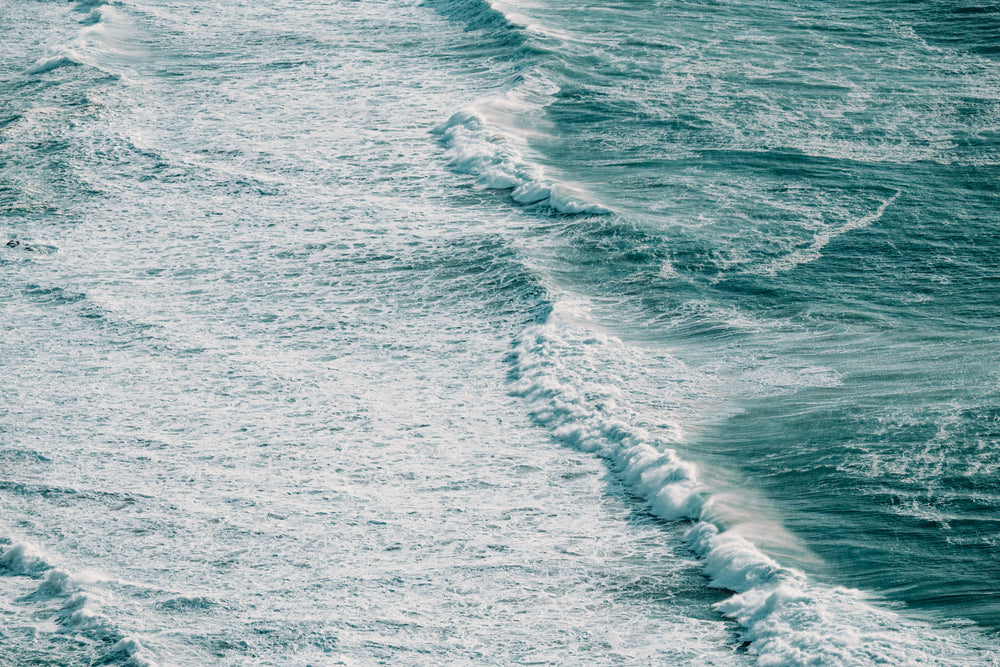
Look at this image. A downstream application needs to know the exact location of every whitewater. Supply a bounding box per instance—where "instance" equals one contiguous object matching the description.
[2,0,999,664]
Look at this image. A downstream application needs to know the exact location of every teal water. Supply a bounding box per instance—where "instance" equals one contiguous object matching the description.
[495,0,1000,624]
[1,0,998,664]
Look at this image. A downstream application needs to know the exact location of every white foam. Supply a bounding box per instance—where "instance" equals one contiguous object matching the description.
[433,109,611,215]
[57,592,106,632]
[105,637,159,667]
[0,536,158,664]
[25,53,84,75]
[510,302,707,524]
[24,4,133,77]
[511,180,551,204]
[35,568,86,598]
[0,542,53,577]
[511,301,1000,666]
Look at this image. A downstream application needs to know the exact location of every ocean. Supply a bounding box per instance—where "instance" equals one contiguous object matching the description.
[1,0,999,664]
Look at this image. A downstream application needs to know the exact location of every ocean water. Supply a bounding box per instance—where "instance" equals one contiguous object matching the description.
[1,0,999,664]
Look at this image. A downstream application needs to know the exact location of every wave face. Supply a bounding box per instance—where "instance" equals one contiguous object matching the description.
[2,0,1000,664]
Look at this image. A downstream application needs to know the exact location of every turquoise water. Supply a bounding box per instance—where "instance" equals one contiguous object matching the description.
[1,0,998,664]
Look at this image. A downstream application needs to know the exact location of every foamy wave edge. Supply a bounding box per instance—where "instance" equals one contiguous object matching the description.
[24,0,123,76]
[0,538,158,666]
[432,109,612,215]
[510,302,998,667]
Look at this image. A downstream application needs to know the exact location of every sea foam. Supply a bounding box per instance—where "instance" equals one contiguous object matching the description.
[0,542,52,577]
[433,109,611,215]
[0,539,157,666]
[25,2,131,77]
[510,301,998,666]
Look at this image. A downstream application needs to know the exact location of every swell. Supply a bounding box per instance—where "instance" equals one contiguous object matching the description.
[902,1,1000,58]
[421,0,529,55]
[430,1,1000,659]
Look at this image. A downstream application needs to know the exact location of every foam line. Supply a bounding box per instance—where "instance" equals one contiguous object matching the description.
[759,190,901,276]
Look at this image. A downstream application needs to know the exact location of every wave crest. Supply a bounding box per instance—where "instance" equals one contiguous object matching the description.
[0,538,158,666]
[434,110,611,215]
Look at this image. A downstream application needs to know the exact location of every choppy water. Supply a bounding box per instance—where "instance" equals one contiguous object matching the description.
[2,0,999,664]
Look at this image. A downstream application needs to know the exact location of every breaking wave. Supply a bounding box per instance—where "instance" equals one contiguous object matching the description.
[510,301,1000,666]
[0,538,157,666]
[433,108,612,215]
